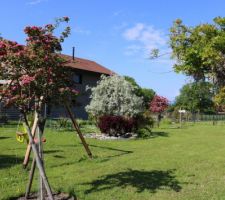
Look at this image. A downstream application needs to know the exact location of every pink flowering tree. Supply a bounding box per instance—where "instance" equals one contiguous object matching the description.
[0,17,77,112]
[149,95,169,127]
[0,17,80,199]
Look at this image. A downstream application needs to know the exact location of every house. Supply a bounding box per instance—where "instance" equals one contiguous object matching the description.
[0,54,114,120]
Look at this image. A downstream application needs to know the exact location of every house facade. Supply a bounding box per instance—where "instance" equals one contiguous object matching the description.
[0,54,114,120]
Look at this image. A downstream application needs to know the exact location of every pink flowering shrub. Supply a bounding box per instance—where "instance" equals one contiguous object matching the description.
[0,17,77,112]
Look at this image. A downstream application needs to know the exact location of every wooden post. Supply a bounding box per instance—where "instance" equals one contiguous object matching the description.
[37,113,47,199]
[25,156,36,199]
[37,126,44,200]
[179,111,182,128]
[23,113,54,200]
[23,112,38,168]
[65,103,93,158]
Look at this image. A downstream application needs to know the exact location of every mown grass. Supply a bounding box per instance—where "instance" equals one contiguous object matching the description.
[1,122,225,199]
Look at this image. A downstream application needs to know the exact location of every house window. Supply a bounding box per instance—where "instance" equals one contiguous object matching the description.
[73,73,82,84]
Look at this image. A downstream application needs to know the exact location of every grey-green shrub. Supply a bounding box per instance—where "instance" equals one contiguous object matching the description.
[86,75,144,118]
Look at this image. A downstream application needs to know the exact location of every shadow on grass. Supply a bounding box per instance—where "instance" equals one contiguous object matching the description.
[44,149,66,159]
[89,144,133,162]
[83,169,182,194]
[53,155,66,159]
[0,136,11,140]
[0,154,23,169]
[150,131,169,138]
[44,149,64,154]
[51,145,133,167]
[89,144,133,154]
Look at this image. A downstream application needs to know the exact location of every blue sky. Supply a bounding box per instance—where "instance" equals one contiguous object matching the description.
[1,0,225,100]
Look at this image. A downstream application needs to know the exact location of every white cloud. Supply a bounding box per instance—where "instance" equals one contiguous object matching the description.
[123,23,167,56]
[123,23,145,40]
[27,0,47,5]
[124,45,143,56]
[73,27,91,35]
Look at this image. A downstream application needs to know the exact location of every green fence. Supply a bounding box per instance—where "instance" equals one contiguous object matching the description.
[199,114,225,121]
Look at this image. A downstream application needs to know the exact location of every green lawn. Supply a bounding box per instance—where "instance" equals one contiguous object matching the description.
[1,122,225,200]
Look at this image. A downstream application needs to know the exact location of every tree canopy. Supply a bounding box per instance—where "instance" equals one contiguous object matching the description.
[170,17,225,88]
[0,17,77,113]
[175,81,214,113]
[149,95,169,114]
[214,86,225,111]
[124,76,155,108]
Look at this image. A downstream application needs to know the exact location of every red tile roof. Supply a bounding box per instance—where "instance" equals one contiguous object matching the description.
[61,54,114,75]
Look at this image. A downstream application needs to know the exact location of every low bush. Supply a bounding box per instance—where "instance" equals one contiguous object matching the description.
[136,111,154,128]
[161,118,173,125]
[77,119,95,127]
[98,115,137,136]
[137,126,152,138]
[46,118,100,133]
[57,117,71,129]
[136,111,154,138]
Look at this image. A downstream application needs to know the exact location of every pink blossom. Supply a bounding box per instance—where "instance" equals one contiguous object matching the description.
[11,85,18,91]
[71,89,79,95]
[20,75,35,85]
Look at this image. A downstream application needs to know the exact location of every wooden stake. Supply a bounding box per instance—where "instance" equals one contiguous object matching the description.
[25,156,36,199]
[37,114,47,200]
[23,112,38,168]
[65,103,93,158]
[23,113,54,200]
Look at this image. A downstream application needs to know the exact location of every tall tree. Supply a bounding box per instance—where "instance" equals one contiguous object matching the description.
[170,17,225,88]
[214,86,225,112]
[175,82,215,114]
[124,76,155,108]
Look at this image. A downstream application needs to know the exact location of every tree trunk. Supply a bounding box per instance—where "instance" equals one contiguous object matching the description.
[36,108,47,199]
[23,113,53,200]
[25,154,36,198]
[157,114,161,128]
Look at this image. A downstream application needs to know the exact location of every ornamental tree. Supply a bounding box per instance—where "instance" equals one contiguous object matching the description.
[149,95,169,127]
[0,17,79,199]
[0,17,77,113]
[86,75,144,118]
[169,17,225,88]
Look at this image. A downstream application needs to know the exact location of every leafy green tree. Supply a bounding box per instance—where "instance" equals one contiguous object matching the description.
[124,76,155,108]
[175,82,215,114]
[214,87,225,111]
[170,17,225,88]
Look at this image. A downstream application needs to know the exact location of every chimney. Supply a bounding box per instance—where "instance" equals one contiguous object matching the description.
[72,46,75,61]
